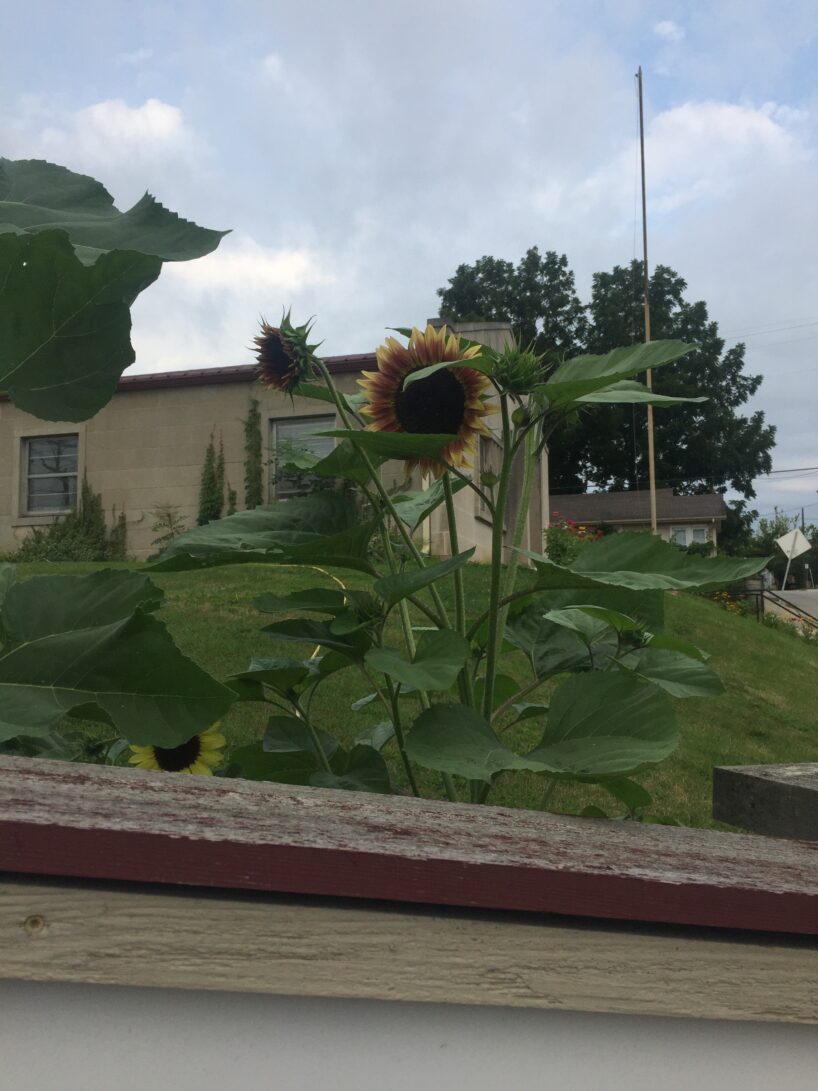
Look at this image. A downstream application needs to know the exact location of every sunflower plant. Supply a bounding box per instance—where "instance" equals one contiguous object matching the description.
[150,317,766,813]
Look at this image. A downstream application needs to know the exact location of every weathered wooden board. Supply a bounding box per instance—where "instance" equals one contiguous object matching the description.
[714,764,818,841]
[2,756,817,934]
[2,877,817,1023]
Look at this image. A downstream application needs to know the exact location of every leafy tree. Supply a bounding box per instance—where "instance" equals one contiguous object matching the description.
[243,397,264,509]
[197,433,223,525]
[437,253,776,500]
[438,246,588,353]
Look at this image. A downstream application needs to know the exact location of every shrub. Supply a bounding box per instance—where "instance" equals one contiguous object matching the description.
[544,511,603,565]
[9,479,126,561]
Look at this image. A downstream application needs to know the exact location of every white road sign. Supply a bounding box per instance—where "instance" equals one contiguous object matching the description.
[775,528,811,560]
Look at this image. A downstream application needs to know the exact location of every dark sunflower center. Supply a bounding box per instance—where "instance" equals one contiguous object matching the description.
[259,330,295,378]
[153,735,202,772]
[393,367,466,434]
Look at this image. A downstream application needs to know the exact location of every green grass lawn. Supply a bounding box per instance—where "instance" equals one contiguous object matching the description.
[16,560,818,828]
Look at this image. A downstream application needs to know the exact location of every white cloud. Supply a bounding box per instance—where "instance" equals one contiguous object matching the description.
[130,234,338,371]
[259,53,292,92]
[115,47,154,66]
[654,20,685,42]
[1,96,207,207]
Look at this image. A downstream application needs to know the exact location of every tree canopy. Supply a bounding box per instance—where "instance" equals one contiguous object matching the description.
[437,248,776,500]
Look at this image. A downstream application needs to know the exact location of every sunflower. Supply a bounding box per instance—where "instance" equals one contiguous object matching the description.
[359,324,494,477]
[253,311,320,393]
[128,723,225,776]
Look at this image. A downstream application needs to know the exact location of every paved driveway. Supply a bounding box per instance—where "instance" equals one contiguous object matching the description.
[774,590,818,622]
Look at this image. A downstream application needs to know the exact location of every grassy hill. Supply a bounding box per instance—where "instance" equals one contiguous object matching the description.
[14,561,818,828]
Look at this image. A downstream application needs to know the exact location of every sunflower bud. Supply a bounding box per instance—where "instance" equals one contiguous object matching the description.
[492,343,546,396]
[253,311,321,393]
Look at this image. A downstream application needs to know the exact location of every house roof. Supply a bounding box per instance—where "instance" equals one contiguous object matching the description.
[551,488,728,525]
[0,356,376,404]
[116,355,375,393]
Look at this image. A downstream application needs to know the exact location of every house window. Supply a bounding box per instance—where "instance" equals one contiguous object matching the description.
[270,416,335,499]
[671,525,709,547]
[24,434,79,514]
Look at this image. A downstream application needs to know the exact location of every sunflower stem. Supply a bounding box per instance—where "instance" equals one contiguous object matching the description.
[384,677,421,797]
[442,471,474,707]
[497,421,538,648]
[295,702,333,774]
[481,396,514,722]
[314,357,450,628]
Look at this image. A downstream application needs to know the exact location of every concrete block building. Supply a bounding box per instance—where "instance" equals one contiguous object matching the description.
[0,321,550,563]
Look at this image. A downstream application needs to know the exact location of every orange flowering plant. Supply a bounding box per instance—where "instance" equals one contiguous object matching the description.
[150,315,766,815]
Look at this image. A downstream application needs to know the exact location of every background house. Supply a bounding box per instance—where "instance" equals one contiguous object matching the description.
[0,321,549,563]
[550,488,728,550]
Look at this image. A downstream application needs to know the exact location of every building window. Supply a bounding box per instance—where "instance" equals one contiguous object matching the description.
[24,434,79,514]
[670,525,709,547]
[270,415,335,499]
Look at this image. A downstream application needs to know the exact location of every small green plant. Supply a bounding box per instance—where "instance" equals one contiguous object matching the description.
[150,503,189,548]
[10,478,126,561]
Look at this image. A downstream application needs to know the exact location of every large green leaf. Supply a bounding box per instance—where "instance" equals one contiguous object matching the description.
[391,477,467,530]
[310,744,392,794]
[263,715,340,763]
[406,703,537,782]
[229,743,317,785]
[365,629,469,691]
[320,429,457,461]
[151,493,376,574]
[524,532,767,591]
[542,340,693,408]
[0,158,227,266]
[401,356,495,388]
[0,230,161,420]
[227,657,314,701]
[374,549,475,607]
[254,588,347,615]
[575,379,707,406]
[527,673,678,776]
[279,438,386,487]
[0,609,233,745]
[262,617,372,659]
[353,721,396,751]
[1,568,162,644]
[615,647,723,698]
[505,609,615,678]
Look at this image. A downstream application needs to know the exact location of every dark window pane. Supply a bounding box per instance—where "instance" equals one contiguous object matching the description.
[27,475,77,511]
[27,436,78,475]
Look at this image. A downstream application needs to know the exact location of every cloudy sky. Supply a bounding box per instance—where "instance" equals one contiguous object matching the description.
[3,0,817,521]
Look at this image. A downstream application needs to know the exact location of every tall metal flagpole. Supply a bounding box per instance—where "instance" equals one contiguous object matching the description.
[637,65,658,534]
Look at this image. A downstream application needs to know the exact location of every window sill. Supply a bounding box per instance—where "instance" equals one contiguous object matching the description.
[12,514,71,528]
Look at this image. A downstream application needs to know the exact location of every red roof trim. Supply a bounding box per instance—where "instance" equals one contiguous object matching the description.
[0,355,376,402]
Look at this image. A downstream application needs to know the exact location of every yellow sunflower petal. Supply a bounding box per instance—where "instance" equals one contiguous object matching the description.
[188,761,215,776]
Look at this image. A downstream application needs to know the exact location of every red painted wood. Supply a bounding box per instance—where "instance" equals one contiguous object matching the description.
[1,756,816,934]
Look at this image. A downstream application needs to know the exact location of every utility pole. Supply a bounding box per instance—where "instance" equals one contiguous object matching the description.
[637,65,658,534]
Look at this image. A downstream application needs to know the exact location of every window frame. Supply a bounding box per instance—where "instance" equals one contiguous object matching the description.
[22,433,80,516]
[269,414,336,500]
[670,525,710,548]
